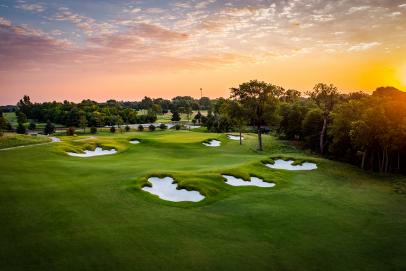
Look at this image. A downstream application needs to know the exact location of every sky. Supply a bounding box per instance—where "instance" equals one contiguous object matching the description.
[0,0,406,104]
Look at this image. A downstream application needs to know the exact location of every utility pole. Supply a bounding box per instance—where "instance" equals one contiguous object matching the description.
[200,88,203,99]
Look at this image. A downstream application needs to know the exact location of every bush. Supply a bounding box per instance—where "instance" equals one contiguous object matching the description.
[159,123,167,130]
[110,126,116,133]
[125,125,130,132]
[148,125,156,131]
[171,111,181,121]
[66,127,75,136]
[44,120,55,135]
[175,124,181,130]
[138,125,144,131]
[90,126,97,134]
[28,122,36,130]
[16,123,26,134]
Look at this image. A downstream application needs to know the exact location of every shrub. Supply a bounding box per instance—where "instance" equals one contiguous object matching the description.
[16,123,26,134]
[125,125,130,132]
[66,127,75,136]
[171,111,181,121]
[148,124,156,131]
[110,126,116,133]
[159,123,167,130]
[138,125,144,131]
[44,120,55,135]
[90,126,97,134]
[175,124,181,130]
[28,122,36,130]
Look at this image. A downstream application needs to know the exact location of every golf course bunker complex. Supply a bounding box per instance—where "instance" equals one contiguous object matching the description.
[129,139,140,144]
[222,175,275,187]
[67,147,117,157]
[227,134,243,140]
[203,139,221,147]
[266,159,317,170]
[142,177,205,202]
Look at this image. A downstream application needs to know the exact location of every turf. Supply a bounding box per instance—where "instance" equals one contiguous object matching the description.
[0,130,405,271]
[0,133,50,149]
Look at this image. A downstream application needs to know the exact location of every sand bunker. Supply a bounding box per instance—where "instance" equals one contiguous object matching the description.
[142,177,205,202]
[67,147,117,157]
[227,134,243,140]
[50,137,60,142]
[222,175,275,187]
[266,159,317,170]
[203,140,221,147]
[130,140,140,144]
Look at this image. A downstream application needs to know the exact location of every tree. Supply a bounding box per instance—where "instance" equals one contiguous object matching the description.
[78,114,88,133]
[16,111,27,124]
[110,126,116,133]
[28,122,36,130]
[125,125,130,132]
[0,113,7,133]
[223,100,246,145]
[171,111,181,122]
[17,95,33,117]
[16,123,26,134]
[307,83,339,154]
[230,80,277,151]
[90,126,97,134]
[159,123,167,130]
[149,124,156,131]
[138,125,144,131]
[302,108,323,151]
[44,120,55,134]
[66,127,75,136]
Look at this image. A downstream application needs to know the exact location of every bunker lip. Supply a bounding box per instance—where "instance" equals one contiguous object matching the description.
[222,175,275,187]
[67,147,117,157]
[203,139,221,147]
[129,139,140,144]
[227,134,244,140]
[266,159,317,170]
[142,176,205,202]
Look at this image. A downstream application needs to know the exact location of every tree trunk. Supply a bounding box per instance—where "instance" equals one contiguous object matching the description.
[257,123,262,151]
[361,150,367,169]
[320,115,328,154]
[239,128,242,145]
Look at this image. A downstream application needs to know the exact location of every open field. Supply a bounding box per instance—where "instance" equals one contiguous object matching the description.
[0,130,405,271]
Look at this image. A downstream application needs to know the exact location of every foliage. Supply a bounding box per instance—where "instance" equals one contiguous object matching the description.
[159,123,167,130]
[110,126,116,133]
[90,126,97,134]
[171,111,181,121]
[16,123,26,134]
[149,124,156,132]
[44,120,55,135]
[66,127,75,136]
[125,125,130,132]
[28,122,36,130]
[138,125,144,131]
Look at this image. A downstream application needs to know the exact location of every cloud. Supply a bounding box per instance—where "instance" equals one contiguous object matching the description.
[15,0,45,13]
[348,42,381,52]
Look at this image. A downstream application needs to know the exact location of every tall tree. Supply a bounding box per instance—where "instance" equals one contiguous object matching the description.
[307,83,339,154]
[230,80,277,151]
[223,100,246,145]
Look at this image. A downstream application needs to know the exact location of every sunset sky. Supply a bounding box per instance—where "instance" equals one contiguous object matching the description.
[0,0,405,104]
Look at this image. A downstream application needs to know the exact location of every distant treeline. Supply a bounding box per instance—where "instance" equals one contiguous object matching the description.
[1,84,405,174]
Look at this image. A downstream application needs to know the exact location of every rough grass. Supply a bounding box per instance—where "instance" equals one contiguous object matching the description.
[0,130,405,271]
[0,133,50,149]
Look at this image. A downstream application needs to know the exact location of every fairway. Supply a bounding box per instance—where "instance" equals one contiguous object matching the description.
[0,130,405,271]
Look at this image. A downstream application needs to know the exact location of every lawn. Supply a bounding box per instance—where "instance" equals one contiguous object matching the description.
[0,130,405,271]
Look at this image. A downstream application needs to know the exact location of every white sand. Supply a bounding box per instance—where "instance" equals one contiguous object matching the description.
[130,140,140,144]
[50,137,60,142]
[222,175,275,187]
[203,140,221,147]
[186,125,201,129]
[67,147,117,157]
[142,177,205,202]
[227,134,243,140]
[266,159,317,170]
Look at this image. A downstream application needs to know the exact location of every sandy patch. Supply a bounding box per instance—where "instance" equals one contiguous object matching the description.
[222,175,275,187]
[203,140,221,147]
[266,159,317,170]
[67,147,117,157]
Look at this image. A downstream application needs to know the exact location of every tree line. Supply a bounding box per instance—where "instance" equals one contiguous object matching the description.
[1,82,405,174]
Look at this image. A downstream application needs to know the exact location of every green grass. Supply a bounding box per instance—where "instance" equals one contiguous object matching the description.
[0,133,50,149]
[0,130,405,271]
[3,112,17,125]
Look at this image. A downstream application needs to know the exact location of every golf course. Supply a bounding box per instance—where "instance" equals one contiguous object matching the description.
[1,130,405,271]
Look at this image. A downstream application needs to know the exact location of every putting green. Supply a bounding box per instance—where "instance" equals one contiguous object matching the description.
[0,130,405,271]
